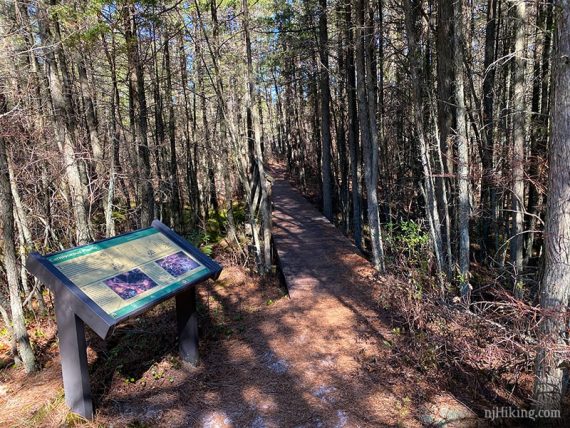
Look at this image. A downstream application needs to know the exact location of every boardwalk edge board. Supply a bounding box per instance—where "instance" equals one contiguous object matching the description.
[26,219,222,419]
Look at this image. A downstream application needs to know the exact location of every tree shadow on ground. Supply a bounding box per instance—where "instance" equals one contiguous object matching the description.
[87,305,179,405]
[268,176,532,423]
[82,267,331,426]
[270,166,568,426]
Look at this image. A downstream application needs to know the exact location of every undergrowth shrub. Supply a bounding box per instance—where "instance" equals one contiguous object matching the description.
[186,202,252,266]
[385,220,430,264]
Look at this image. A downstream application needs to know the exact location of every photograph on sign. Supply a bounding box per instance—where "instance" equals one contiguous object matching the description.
[47,228,210,319]
[104,268,159,300]
[155,251,200,277]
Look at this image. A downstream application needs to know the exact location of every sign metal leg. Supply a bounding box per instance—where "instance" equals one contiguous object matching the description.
[55,301,93,419]
[176,287,199,365]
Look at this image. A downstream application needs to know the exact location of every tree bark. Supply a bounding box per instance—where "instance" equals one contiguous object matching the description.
[335,3,349,232]
[455,0,471,300]
[0,94,36,373]
[405,0,446,278]
[533,0,570,409]
[356,0,385,271]
[525,0,553,264]
[435,0,455,265]
[164,31,182,229]
[436,0,455,176]
[243,0,272,273]
[39,1,91,245]
[509,0,527,285]
[178,33,200,229]
[480,0,499,255]
[124,2,154,227]
[319,0,333,221]
[345,0,362,249]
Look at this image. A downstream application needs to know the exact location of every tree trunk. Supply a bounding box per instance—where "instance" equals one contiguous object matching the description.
[243,0,272,273]
[364,0,386,270]
[533,0,570,409]
[151,24,165,221]
[335,8,349,232]
[39,1,91,245]
[525,0,553,265]
[164,32,182,229]
[345,0,362,249]
[101,26,131,229]
[319,0,333,221]
[455,0,471,300]
[0,94,36,373]
[356,0,385,271]
[209,0,238,245]
[509,0,527,286]
[405,0,446,279]
[179,32,200,228]
[436,0,454,175]
[77,59,103,181]
[7,153,46,312]
[336,2,350,234]
[435,0,455,265]
[105,47,119,238]
[124,2,154,227]
[480,0,499,255]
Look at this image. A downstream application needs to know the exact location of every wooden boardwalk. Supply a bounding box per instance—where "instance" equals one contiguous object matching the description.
[271,165,376,299]
[267,165,477,426]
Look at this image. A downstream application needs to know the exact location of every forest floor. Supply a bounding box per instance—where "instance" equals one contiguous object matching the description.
[0,170,564,427]
[0,260,480,428]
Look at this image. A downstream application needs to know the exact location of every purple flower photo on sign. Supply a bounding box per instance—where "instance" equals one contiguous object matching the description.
[156,251,200,277]
[104,268,159,300]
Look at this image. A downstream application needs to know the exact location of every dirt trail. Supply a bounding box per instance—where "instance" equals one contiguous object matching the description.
[0,167,478,427]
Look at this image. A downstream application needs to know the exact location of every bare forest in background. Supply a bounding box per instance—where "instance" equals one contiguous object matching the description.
[1,0,570,415]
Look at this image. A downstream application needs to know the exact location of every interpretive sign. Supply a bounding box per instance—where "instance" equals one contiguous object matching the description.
[26,220,222,419]
[46,227,211,320]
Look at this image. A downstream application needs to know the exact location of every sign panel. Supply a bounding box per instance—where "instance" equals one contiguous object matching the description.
[46,227,211,319]
[27,220,221,419]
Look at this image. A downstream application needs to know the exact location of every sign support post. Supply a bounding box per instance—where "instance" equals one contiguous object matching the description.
[176,287,199,365]
[55,300,93,419]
